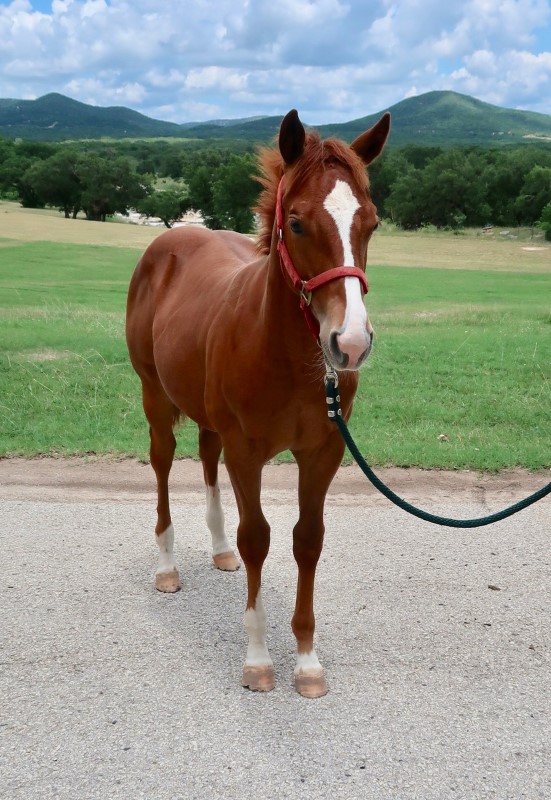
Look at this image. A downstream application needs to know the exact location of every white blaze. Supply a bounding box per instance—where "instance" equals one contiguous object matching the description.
[323,179,360,265]
[323,179,369,363]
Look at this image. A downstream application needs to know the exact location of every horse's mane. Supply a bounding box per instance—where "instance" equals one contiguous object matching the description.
[254,131,371,254]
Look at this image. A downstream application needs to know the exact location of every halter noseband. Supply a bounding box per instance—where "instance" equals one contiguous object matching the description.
[275,176,369,339]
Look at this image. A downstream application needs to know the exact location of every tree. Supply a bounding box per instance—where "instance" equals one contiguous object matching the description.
[76,153,149,221]
[368,150,409,216]
[185,164,221,228]
[386,149,492,229]
[537,201,551,241]
[384,166,427,228]
[212,154,259,233]
[421,150,491,228]
[400,145,444,170]
[0,140,55,206]
[180,150,225,228]
[514,166,551,226]
[22,149,82,218]
[135,187,191,228]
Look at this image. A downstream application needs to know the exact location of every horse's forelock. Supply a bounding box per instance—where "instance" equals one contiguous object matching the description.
[254,133,370,255]
[254,146,284,255]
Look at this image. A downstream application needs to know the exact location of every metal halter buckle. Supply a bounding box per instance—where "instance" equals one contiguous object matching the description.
[324,365,339,389]
[300,282,312,306]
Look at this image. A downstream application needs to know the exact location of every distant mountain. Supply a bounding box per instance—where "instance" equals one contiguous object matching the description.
[183,115,284,140]
[0,93,185,140]
[1,90,550,147]
[317,91,551,146]
[180,115,267,129]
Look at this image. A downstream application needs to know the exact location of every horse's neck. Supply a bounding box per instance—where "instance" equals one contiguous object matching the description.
[260,244,320,360]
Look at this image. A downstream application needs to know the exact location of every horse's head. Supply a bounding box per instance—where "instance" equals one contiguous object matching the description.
[277,109,390,371]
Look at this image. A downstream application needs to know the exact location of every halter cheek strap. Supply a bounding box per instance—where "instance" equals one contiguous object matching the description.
[275,177,369,339]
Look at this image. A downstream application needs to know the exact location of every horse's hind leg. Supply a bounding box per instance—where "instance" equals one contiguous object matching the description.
[199,427,239,571]
[142,376,181,593]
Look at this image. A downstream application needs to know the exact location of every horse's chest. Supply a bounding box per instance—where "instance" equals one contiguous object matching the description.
[211,376,330,453]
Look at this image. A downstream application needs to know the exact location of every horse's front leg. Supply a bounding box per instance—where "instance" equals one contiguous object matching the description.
[291,436,346,698]
[224,443,274,692]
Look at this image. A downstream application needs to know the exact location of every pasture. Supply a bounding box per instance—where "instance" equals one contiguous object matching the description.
[0,201,549,471]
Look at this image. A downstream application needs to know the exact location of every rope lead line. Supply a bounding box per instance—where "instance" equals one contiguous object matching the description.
[325,374,551,529]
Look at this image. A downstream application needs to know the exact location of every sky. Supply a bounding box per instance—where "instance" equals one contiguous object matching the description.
[0,0,550,125]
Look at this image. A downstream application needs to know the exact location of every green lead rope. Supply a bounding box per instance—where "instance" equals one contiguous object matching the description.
[324,372,551,529]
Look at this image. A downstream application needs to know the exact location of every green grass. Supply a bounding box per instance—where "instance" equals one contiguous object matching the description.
[0,238,549,470]
[358,265,550,470]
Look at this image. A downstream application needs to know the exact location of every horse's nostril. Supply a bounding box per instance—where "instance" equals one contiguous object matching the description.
[329,331,348,368]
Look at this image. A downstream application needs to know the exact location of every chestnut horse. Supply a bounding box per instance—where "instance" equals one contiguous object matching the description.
[126,109,390,698]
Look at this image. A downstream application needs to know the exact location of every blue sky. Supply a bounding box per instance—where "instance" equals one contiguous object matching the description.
[1,0,550,124]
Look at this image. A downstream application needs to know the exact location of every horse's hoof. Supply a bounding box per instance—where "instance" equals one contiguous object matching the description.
[213,551,240,571]
[242,664,275,692]
[155,569,181,593]
[294,671,328,699]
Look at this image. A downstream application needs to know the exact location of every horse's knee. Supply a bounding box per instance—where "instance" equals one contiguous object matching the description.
[292,519,324,567]
[237,516,270,564]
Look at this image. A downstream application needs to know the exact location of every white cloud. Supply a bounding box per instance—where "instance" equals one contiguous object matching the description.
[52,0,74,14]
[80,0,106,19]
[450,48,551,112]
[184,67,249,92]
[0,0,549,122]
[65,77,147,106]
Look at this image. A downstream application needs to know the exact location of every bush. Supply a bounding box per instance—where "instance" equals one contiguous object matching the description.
[536,202,551,242]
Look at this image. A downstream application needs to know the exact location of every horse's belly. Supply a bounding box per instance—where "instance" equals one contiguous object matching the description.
[153,341,212,428]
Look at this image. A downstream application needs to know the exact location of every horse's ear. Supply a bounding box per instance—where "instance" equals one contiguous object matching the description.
[351,112,391,165]
[279,109,306,165]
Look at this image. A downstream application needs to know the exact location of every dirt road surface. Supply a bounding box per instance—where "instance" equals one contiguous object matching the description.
[1,459,550,800]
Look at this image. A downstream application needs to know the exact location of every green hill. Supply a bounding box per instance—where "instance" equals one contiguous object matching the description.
[318,91,551,146]
[0,92,184,140]
[1,90,550,147]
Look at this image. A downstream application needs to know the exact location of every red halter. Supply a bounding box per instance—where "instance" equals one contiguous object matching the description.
[275,176,369,339]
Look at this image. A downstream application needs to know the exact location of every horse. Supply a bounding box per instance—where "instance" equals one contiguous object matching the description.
[126,109,390,698]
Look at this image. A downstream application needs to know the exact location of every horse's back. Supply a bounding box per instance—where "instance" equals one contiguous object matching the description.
[129,226,255,299]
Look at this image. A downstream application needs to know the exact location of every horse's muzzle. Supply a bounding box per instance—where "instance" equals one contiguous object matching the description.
[327,329,373,370]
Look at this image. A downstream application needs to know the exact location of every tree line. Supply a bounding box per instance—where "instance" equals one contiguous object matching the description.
[369,144,551,236]
[0,136,550,239]
[0,138,259,231]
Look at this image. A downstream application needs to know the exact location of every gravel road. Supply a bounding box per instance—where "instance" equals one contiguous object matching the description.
[1,459,550,800]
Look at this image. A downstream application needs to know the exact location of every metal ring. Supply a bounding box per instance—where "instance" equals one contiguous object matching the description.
[300,282,312,306]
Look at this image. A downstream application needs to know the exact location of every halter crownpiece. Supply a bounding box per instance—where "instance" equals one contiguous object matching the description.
[275,176,369,339]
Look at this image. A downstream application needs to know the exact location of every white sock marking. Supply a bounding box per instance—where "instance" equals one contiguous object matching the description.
[244,589,273,668]
[295,650,323,677]
[205,481,232,556]
[156,523,178,575]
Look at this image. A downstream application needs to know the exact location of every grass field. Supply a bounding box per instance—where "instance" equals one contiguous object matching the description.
[1,201,549,471]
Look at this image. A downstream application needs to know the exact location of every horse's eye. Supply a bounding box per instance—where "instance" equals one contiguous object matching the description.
[289,218,303,235]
